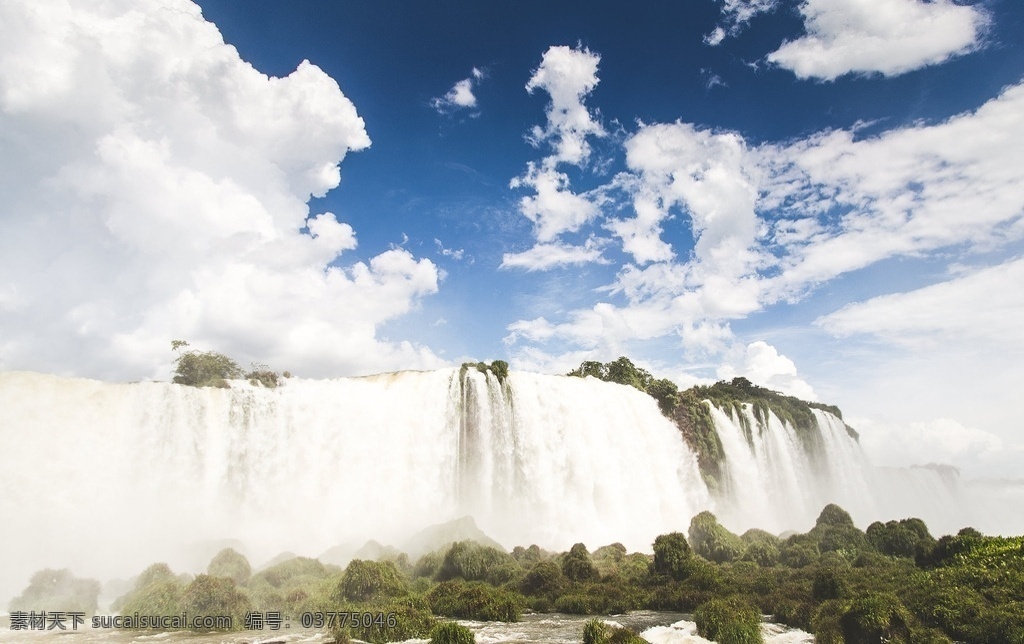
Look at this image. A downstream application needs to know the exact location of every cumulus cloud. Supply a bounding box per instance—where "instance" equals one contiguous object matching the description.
[506,45,607,269]
[768,0,989,80]
[717,341,817,400]
[0,0,443,380]
[431,67,486,113]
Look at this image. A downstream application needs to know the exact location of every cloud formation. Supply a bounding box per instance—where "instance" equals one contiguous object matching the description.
[767,0,988,80]
[0,0,442,380]
[431,67,485,113]
[706,0,780,46]
[505,45,607,270]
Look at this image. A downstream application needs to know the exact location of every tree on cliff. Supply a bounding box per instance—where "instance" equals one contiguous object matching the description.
[171,340,242,388]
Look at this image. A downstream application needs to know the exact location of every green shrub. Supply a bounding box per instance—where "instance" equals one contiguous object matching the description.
[694,596,764,644]
[330,597,435,643]
[253,556,330,588]
[561,543,599,582]
[179,575,251,630]
[427,580,522,622]
[336,560,407,603]
[437,541,520,585]
[554,593,593,614]
[582,618,648,644]
[207,548,251,584]
[430,620,475,644]
[520,561,566,597]
[742,541,780,567]
[9,568,100,615]
[689,512,745,563]
[839,593,914,643]
[816,504,855,528]
[652,532,692,580]
[171,341,242,387]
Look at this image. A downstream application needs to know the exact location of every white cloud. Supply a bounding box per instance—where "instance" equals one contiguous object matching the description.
[761,81,1024,299]
[434,238,466,261]
[509,163,600,242]
[431,68,487,113]
[0,0,443,380]
[506,45,607,270]
[817,258,1024,351]
[854,416,1003,471]
[706,0,780,45]
[524,45,605,167]
[500,238,607,271]
[717,341,817,400]
[768,0,989,80]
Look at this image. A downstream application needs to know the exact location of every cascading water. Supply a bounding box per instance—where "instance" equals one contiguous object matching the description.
[0,368,998,609]
[0,369,709,606]
[708,403,979,535]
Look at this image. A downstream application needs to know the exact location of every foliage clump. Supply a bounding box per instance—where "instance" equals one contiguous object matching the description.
[430,620,476,644]
[436,541,520,586]
[694,596,764,644]
[561,543,600,583]
[460,360,510,384]
[9,568,101,615]
[652,532,693,580]
[180,574,251,630]
[171,340,282,388]
[689,511,745,564]
[582,618,649,644]
[427,579,522,621]
[207,547,252,584]
[336,559,408,603]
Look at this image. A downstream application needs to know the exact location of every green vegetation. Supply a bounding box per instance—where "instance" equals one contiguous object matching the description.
[23,504,1021,643]
[565,357,854,486]
[582,618,648,644]
[430,620,476,644]
[207,547,252,584]
[171,340,282,388]
[694,596,764,644]
[459,360,510,384]
[8,568,100,615]
[180,574,252,630]
[689,511,745,564]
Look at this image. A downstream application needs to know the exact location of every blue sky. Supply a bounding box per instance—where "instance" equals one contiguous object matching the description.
[1,0,1023,478]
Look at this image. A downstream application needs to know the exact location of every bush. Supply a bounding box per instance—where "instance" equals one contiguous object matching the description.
[694,596,764,644]
[179,575,251,630]
[652,532,692,580]
[430,621,475,644]
[246,362,280,388]
[520,561,566,597]
[561,543,599,583]
[337,560,408,603]
[207,548,251,584]
[428,580,522,621]
[839,593,913,643]
[582,618,648,644]
[437,541,520,585]
[171,341,242,387]
[9,568,100,615]
[689,512,745,563]
[816,504,855,528]
[253,556,330,588]
[554,594,593,614]
[742,541,780,567]
[330,597,435,643]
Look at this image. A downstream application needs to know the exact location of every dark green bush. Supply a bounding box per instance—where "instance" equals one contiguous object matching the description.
[430,620,475,644]
[689,512,745,563]
[437,541,520,585]
[330,597,435,643]
[336,560,408,603]
[427,580,522,622]
[694,596,764,644]
[582,618,648,644]
[839,593,914,643]
[179,575,251,630]
[520,561,566,597]
[652,532,692,580]
[561,543,599,582]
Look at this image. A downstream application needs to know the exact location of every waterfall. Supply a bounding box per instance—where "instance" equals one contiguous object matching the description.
[0,368,1005,608]
[0,369,708,605]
